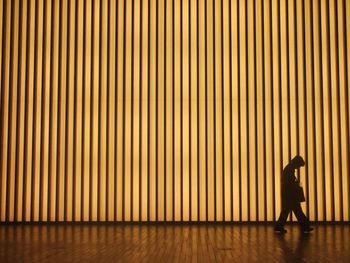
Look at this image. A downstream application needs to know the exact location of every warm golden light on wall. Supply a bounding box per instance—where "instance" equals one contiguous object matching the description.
[0,0,349,222]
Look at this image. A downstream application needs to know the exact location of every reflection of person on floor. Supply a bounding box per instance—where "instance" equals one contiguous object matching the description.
[277,232,311,262]
[274,155,313,233]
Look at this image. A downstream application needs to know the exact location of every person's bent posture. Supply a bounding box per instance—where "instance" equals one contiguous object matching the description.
[274,155,313,234]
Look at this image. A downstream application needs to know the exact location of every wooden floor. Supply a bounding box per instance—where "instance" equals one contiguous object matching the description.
[0,224,349,263]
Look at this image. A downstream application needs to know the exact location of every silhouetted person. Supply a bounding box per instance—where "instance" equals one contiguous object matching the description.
[274,155,313,233]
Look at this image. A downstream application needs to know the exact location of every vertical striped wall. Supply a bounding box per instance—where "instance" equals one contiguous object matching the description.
[0,0,349,222]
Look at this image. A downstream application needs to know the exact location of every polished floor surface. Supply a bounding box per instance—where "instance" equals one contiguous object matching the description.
[0,224,349,263]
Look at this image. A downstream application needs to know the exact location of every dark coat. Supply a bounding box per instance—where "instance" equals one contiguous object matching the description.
[281,164,301,208]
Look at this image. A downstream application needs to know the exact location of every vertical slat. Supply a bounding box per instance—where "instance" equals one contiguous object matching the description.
[146,0,151,221]
[104,0,109,222]
[247,0,253,222]
[262,2,275,221]
[140,0,149,221]
[158,0,162,221]
[96,0,101,222]
[41,0,53,222]
[91,0,99,221]
[52,0,59,222]
[198,0,206,221]
[149,0,156,222]
[272,0,282,220]
[20,0,29,213]
[227,0,235,222]
[82,0,90,222]
[260,0,267,221]
[114,0,119,222]
[204,0,209,222]
[335,0,344,221]
[25,0,36,223]
[256,0,264,222]
[340,0,349,222]
[280,0,288,219]
[55,0,61,222]
[100,0,108,221]
[211,0,217,222]
[132,0,140,222]
[138,0,142,221]
[314,0,321,221]
[253,0,259,222]
[173,0,180,222]
[21,2,30,221]
[187,0,193,222]
[97,0,102,222]
[330,0,342,221]
[57,0,67,222]
[142,0,148,222]
[130,0,135,222]
[287,0,294,220]
[325,0,335,222]
[179,0,183,222]
[65,0,75,222]
[182,0,190,222]
[295,0,305,218]
[14,0,24,222]
[33,0,44,222]
[317,0,328,223]
[220,0,225,222]
[307,0,317,221]
[186,0,191,221]
[154,0,158,222]
[72,0,79,221]
[301,0,310,219]
[268,0,276,221]
[48,0,58,222]
[123,0,132,222]
[240,0,248,221]
[235,0,242,222]
[7,0,19,223]
[0,0,9,222]
[285,0,291,164]
[214,0,224,222]
[165,0,173,221]
[80,0,86,221]
[163,0,167,221]
[292,0,299,175]
[195,0,200,222]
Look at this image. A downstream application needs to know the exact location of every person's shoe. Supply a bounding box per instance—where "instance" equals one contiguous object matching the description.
[301,227,314,233]
[274,226,287,233]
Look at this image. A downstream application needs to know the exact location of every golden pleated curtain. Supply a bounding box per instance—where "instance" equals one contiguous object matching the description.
[0,0,349,222]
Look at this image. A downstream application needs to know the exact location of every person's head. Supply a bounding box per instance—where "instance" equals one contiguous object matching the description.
[290,155,305,169]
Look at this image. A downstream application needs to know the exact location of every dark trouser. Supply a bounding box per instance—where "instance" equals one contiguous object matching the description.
[276,203,310,229]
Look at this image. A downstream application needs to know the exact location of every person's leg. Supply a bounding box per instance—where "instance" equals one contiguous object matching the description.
[292,203,311,230]
[275,205,290,229]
